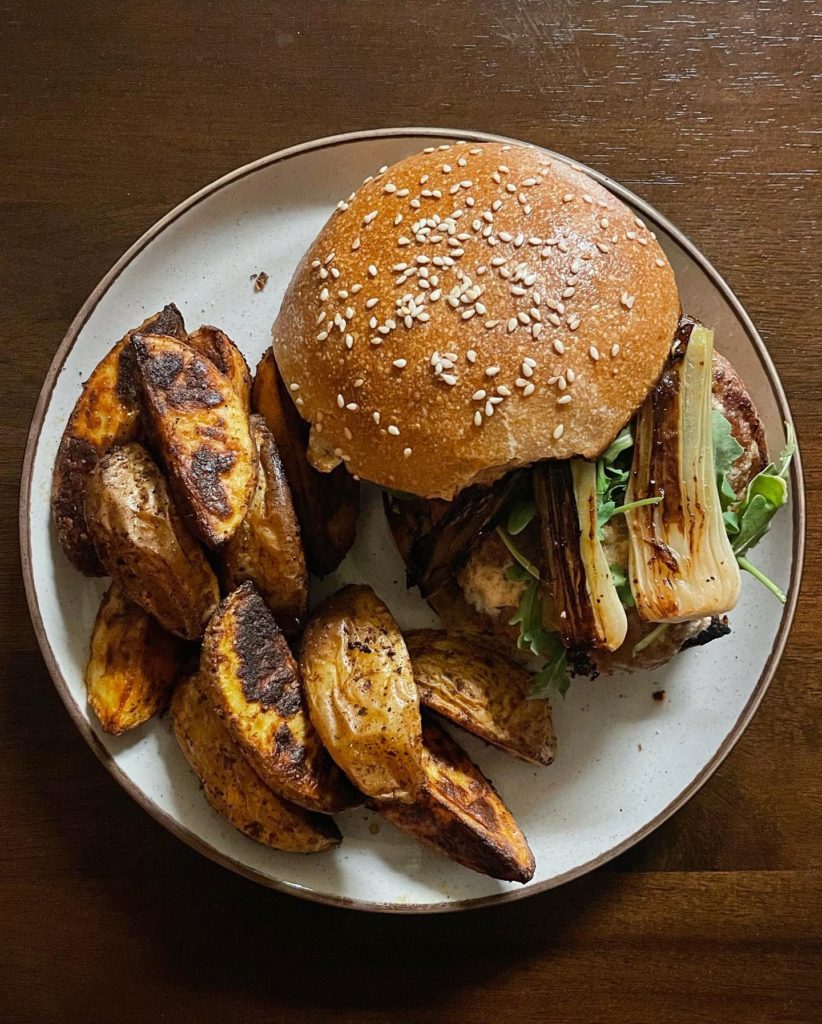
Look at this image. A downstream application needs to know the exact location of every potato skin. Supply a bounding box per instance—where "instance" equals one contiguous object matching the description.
[202,582,358,813]
[86,583,187,734]
[221,416,309,637]
[85,443,220,640]
[405,630,556,766]
[376,717,536,883]
[133,333,256,548]
[186,325,252,411]
[171,672,340,852]
[300,585,423,803]
[52,304,186,575]
[252,350,358,575]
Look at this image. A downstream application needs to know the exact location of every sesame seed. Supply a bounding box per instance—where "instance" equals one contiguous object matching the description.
[507,318,518,333]
[655,257,666,268]
[346,402,358,412]
[366,297,379,309]
[311,259,321,269]
[331,267,340,278]
[441,373,457,386]
[497,385,512,397]
[368,264,378,278]
[558,394,572,405]
[515,378,528,388]
[393,358,407,369]
[517,311,531,325]
[316,331,328,341]
[320,287,329,301]
[351,283,363,293]
[316,311,326,325]
[621,292,635,309]
[472,389,486,401]
[345,306,355,319]
[638,236,648,245]
[582,194,593,204]
[473,410,483,426]
[345,335,354,349]
[420,174,429,185]
[562,287,575,299]
[387,425,400,436]
[600,218,610,229]
[370,337,382,345]
[553,424,565,439]
[336,394,345,408]
[557,376,567,391]
[522,383,535,397]
[567,368,576,383]
[442,164,452,173]
[403,447,412,458]
[553,339,566,355]
[462,308,476,320]
[372,411,381,424]
[589,346,600,361]
[363,210,378,225]
[394,214,403,226]
[410,199,421,209]
[485,365,500,377]
[611,344,621,357]
[384,182,397,193]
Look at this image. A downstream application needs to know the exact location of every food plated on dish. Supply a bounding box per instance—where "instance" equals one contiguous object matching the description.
[47,140,795,887]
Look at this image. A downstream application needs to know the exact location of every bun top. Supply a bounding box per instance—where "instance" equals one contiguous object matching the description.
[273,141,679,499]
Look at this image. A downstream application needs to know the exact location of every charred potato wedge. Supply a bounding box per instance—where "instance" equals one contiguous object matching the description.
[376,717,535,883]
[300,585,423,803]
[86,582,187,734]
[405,630,556,766]
[186,325,252,411]
[202,582,358,813]
[171,672,340,852]
[133,333,256,548]
[52,304,186,575]
[85,443,219,639]
[252,349,358,575]
[221,416,309,637]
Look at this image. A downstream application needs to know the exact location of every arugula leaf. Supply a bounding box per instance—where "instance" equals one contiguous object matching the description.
[712,409,744,481]
[507,497,536,536]
[505,562,533,583]
[528,638,570,699]
[496,526,541,579]
[609,563,635,608]
[509,577,553,657]
[601,426,634,465]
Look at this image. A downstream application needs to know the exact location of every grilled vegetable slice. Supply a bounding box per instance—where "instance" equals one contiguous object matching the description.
[86,582,187,734]
[202,582,358,813]
[251,350,358,575]
[52,304,186,575]
[375,717,535,883]
[535,459,628,652]
[626,320,741,621]
[171,672,340,852]
[185,325,252,411]
[85,443,219,639]
[133,333,256,548]
[300,585,423,803]
[404,630,556,765]
[221,416,308,637]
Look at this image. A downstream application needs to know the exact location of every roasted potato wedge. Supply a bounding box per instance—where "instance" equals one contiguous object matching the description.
[202,582,358,813]
[300,585,423,803]
[376,717,536,883]
[186,325,252,411]
[252,349,358,575]
[86,582,187,734]
[221,416,308,637]
[404,630,556,766]
[52,304,186,575]
[171,672,340,852]
[133,333,256,548]
[85,443,219,639]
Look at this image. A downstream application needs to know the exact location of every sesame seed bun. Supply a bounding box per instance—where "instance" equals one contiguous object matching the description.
[272,141,680,499]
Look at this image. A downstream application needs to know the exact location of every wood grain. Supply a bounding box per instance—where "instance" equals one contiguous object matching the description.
[1,1,819,1021]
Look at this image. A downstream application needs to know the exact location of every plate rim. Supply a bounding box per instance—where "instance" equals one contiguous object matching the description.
[19,126,806,914]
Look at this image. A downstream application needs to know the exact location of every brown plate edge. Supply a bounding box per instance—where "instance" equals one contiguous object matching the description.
[18,126,806,915]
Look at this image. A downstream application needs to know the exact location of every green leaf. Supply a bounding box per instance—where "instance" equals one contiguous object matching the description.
[712,409,744,480]
[528,643,569,700]
[601,426,634,465]
[609,563,635,608]
[509,578,553,657]
[496,526,540,580]
[732,486,787,557]
[507,497,536,536]
[505,562,533,583]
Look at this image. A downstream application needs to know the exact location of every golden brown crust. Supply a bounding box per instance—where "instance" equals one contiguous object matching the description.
[251,350,359,574]
[51,304,186,575]
[85,443,220,640]
[202,582,359,813]
[375,717,535,883]
[221,416,309,637]
[185,325,253,411]
[86,583,187,734]
[132,333,256,548]
[171,672,341,852]
[273,142,679,498]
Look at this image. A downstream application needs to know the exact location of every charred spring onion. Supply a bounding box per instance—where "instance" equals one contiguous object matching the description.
[626,322,741,622]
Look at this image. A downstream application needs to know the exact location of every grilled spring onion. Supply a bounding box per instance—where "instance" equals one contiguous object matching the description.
[626,322,741,622]
[534,460,628,652]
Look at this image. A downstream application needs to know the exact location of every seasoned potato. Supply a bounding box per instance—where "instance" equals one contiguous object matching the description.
[52,304,186,575]
[185,325,252,411]
[376,717,536,883]
[133,333,256,548]
[221,416,308,637]
[404,631,556,766]
[86,582,187,734]
[202,582,358,813]
[171,672,340,852]
[85,443,219,639]
[300,585,423,803]
[252,349,358,575]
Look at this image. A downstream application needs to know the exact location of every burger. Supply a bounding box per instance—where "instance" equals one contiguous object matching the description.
[272,141,793,695]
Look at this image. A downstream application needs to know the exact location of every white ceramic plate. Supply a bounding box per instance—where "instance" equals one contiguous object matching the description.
[21,129,804,912]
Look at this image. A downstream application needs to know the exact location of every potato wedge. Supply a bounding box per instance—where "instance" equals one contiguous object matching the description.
[185,325,252,411]
[52,304,186,575]
[86,582,187,734]
[85,443,219,639]
[221,415,308,637]
[133,333,256,548]
[171,672,340,852]
[300,585,423,803]
[202,582,358,813]
[376,717,536,883]
[404,630,556,766]
[252,349,358,575]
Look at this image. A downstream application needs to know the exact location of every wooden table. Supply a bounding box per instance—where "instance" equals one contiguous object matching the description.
[2,3,819,1021]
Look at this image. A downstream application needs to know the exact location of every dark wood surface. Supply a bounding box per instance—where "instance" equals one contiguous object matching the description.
[2,2,820,1022]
